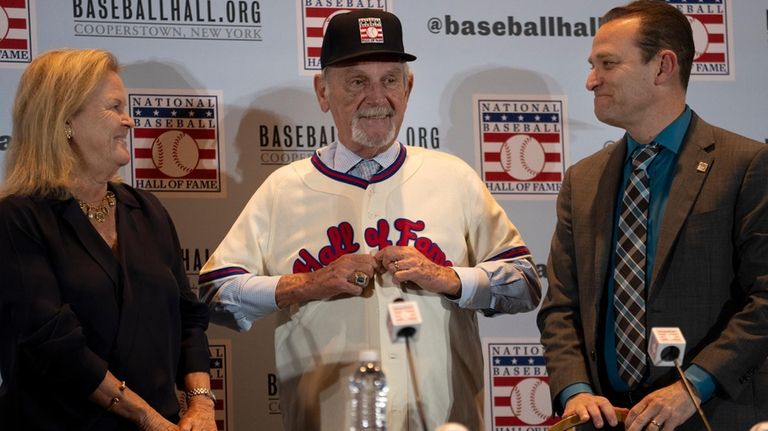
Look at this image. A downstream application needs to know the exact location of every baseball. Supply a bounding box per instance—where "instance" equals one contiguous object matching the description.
[499,134,546,181]
[151,130,199,178]
[0,7,9,41]
[687,16,709,61]
[509,378,552,425]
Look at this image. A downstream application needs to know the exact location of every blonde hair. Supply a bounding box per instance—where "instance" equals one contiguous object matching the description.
[1,48,119,199]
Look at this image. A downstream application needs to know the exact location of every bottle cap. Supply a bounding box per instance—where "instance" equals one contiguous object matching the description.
[359,349,379,362]
[436,423,469,431]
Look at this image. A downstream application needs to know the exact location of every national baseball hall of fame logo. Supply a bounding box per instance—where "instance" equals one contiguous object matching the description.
[296,0,390,75]
[668,0,733,79]
[177,339,233,431]
[485,340,558,430]
[0,0,32,65]
[129,91,223,194]
[475,96,567,199]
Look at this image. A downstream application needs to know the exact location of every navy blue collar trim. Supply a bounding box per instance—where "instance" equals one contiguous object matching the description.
[487,246,530,261]
[311,144,408,189]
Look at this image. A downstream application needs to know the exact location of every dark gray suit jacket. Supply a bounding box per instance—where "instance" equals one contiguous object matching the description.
[537,114,768,429]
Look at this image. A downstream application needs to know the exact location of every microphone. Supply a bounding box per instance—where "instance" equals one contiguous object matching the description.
[648,327,686,367]
[386,298,422,342]
[648,327,713,431]
[388,298,428,430]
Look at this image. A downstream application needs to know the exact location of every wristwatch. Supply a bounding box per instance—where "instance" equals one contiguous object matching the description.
[186,387,216,404]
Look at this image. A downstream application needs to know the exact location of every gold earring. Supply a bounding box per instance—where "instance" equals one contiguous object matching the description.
[64,124,73,140]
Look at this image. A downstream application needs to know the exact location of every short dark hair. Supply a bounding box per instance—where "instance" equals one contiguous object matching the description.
[603,0,694,90]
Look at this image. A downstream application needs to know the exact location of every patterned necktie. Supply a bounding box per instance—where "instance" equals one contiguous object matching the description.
[347,159,382,181]
[614,144,660,388]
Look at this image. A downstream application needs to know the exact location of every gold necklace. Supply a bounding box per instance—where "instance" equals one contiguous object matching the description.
[78,191,116,223]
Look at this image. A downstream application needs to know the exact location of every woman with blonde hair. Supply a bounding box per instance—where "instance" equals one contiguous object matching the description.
[0,49,215,431]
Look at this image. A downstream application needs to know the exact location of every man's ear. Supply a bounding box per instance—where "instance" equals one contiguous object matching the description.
[405,72,414,100]
[655,50,679,85]
[314,73,330,113]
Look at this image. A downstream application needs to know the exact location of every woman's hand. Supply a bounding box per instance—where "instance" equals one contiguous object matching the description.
[178,397,216,431]
[137,409,179,431]
[90,372,179,431]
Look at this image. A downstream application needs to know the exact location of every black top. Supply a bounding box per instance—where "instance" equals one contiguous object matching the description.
[0,183,210,430]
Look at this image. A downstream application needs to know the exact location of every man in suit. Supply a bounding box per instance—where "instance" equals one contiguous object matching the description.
[537,1,768,430]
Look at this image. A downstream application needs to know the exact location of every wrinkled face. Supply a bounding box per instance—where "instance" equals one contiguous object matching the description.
[315,61,413,155]
[586,17,660,131]
[68,71,132,180]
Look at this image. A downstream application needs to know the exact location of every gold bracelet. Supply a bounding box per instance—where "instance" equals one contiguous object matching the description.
[186,387,216,404]
[106,380,127,411]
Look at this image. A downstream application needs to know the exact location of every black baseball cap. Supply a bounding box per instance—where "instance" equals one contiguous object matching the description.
[320,8,417,68]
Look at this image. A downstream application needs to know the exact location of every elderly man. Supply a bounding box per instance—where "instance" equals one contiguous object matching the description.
[538,1,768,430]
[199,8,541,431]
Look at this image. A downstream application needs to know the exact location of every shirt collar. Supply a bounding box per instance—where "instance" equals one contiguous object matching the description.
[625,105,692,160]
[327,140,402,173]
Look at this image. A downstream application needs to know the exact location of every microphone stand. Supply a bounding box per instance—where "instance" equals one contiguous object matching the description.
[404,334,429,431]
[661,346,713,431]
[394,291,429,431]
[674,358,713,431]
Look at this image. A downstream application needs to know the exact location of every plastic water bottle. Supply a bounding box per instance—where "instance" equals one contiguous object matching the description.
[348,349,388,430]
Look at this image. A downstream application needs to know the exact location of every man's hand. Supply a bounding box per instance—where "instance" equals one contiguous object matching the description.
[275,253,378,308]
[563,393,620,429]
[375,246,461,296]
[625,381,697,431]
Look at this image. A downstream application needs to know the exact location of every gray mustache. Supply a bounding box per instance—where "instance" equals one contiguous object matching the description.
[355,106,394,119]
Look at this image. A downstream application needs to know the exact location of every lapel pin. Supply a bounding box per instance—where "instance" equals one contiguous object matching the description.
[696,161,709,173]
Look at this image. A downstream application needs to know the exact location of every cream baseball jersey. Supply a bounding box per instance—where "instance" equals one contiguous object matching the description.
[199,144,538,430]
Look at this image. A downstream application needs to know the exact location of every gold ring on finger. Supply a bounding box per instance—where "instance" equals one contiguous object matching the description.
[352,271,369,287]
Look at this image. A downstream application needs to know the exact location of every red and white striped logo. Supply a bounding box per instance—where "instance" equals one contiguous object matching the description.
[487,341,559,429]
[359,17,383,44]
[668,0,733,79]
[128,91,223,194]
[475,96,568,199]
[297,0,390,74]
[0,0,32,64]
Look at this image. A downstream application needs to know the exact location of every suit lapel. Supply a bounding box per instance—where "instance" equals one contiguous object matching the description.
[592,139,627,298]
[651,115,714,293]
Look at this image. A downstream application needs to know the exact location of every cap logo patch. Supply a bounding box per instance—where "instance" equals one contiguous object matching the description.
[358,17,384,44]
